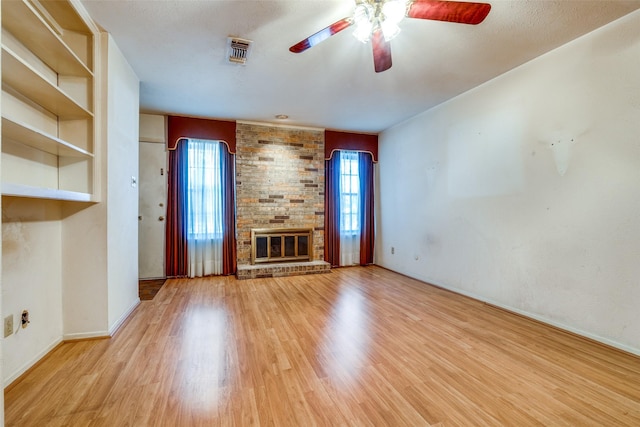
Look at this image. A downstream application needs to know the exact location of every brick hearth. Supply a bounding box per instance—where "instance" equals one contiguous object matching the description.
[236,260,331,280]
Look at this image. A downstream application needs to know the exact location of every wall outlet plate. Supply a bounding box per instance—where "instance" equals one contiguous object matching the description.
[4,315,14,338]
[22,310,30,328]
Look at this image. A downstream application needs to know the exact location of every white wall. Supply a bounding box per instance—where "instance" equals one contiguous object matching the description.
[63,33,140,339]
[376,10,640,355]
[139,113,166,143]
[61,206,109,339]
[105,35,140,331]
[62,34,140,340]
[2,200,64,384]
[61,30,109,338]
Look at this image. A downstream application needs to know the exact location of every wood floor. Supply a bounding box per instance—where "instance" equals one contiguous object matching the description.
[5,266,640,426]
[139,278,167,301]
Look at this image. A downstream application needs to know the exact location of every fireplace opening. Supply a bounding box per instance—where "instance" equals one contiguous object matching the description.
[251,228,313,264]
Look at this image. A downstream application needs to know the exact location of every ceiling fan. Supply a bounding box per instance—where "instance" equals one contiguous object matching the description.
[289,0,491,73]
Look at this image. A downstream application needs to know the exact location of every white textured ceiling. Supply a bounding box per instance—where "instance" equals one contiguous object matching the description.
[81,0,640,133]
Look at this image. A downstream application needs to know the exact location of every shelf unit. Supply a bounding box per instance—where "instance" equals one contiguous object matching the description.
[1,0,98,202]
[2,117,93,158]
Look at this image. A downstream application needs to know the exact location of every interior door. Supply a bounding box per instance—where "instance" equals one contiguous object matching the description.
[138,141,167,279]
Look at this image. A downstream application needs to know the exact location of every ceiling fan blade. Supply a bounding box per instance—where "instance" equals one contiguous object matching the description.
[408,0,491,25]
[289,18,353,53]
[372,28,392,73]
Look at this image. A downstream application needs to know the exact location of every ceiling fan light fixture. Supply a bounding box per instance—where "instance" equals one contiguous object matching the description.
[353,3,374,43]
[381,0,407,41]
[288,0,491,74]
[353,0,407,43]
[353,22,373,43]
[381,20,401,41]
[382,0,408,24]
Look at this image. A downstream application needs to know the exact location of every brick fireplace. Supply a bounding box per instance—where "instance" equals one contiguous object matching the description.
[235,122,330,279]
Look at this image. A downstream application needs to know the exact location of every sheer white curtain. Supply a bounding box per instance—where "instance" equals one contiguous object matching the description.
[186,139,223,277]
[339,150,361,266]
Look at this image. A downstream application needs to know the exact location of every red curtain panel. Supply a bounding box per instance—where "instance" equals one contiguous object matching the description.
[359,152,375,265]
[165,140,189,277]
[221,144,238,275]
[324,153,341,267]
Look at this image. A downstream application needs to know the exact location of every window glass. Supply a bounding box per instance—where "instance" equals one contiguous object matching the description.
[187,139,223,240]
[339,151,360,235]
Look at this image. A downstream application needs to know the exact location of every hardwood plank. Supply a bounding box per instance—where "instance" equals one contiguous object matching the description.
[5,266,640,425]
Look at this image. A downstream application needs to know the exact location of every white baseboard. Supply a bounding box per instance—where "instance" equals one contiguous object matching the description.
[63,298,141,340]
[109,298,140,336]
[63,330,110,341]
[4,337,63,388]
[388,267,640,358]
[6,298,141,388]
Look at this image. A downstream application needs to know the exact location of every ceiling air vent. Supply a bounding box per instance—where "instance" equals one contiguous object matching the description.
[226,37,252,65]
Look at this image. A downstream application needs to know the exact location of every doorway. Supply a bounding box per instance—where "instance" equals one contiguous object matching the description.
[138,141,167,279]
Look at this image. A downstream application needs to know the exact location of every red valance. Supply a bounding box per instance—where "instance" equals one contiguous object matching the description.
[167,115,236,153]
[324,130,378,162]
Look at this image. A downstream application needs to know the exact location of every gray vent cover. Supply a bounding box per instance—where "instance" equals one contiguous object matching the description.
[226,37,252,65]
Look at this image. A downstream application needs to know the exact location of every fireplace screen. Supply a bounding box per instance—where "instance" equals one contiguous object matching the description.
[251,228,312,264]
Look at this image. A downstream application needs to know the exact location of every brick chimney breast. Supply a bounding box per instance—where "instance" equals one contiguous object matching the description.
[236,123,325,265]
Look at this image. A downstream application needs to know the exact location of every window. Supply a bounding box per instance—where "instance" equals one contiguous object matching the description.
[186,139,223,240]
[339,150,360,235]
[325,148,374,267]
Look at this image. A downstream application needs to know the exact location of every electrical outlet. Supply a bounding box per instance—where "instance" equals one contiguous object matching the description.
[4,315,14,338]
[22,310,30,328]
[391,246,395,255]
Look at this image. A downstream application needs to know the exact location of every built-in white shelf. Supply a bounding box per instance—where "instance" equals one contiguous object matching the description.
[2,182,96,202]
[1,0,92,77]
[1,0,97,203]
[2,45,92,120]
[2,117,93,158]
